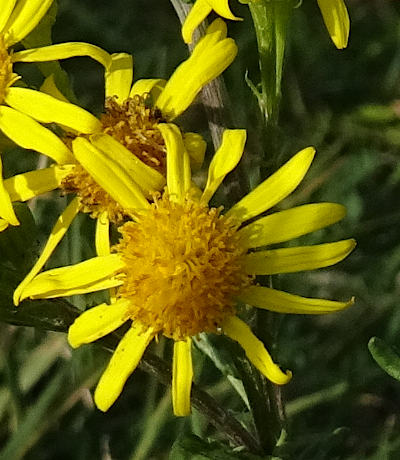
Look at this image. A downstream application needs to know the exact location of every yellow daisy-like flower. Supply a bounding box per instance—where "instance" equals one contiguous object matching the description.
[182,0,350,49]
[0,0,114,231]
[11,19,237,304]
[15,126,355,416]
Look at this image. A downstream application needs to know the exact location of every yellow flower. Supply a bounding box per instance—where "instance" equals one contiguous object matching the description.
[182,0,350,49]
[16,126,355,416]
[0,0,114,231]
[11,19,237,304]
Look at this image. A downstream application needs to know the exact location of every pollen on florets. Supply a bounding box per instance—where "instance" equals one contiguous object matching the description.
[0,35,20,105]
[100,95,167,174]
[61,164,126,223]
[114,195,252,341]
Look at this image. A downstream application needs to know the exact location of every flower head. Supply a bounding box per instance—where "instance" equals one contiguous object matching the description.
[17,126,355,416]
[10,19,237,304]
[0,0,116,232]
[182,0,350,49]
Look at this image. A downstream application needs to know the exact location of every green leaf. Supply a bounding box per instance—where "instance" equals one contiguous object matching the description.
[368,337,400,381]
[0,267,79,332]
[194,334,248,406]
[0,347,106,460]
[169,434,268,460]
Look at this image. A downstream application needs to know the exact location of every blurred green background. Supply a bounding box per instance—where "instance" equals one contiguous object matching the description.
[1,0,400,458]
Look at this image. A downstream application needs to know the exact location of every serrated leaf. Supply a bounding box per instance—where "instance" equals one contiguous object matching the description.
[169,434,266,460]
[368,337,400,381]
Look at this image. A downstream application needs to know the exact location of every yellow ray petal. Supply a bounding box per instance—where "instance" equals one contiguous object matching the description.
[105,53,133,102]
[89,133,166,196]
[182,0,213,44]
[40,74,69,102]
[4,0,53,46]
[73,137,150,211]
[94,324,154,412]
[238,285,355,314]
[317,0,350,49]
[244,239,356,275]
[68,299,131,348]
[129,78,166,100]
[208,0,241,20]
[12,42,112,69]
[238,203,346,249]
[0,219,8,232]
[183,132,206,171]
[222,315,291,385]
[227,147,316,223]
[0,106,74,164]
[19,254,124,302]
[156,19,237,120]
[13,197,80,306]
[201,129,246,204]
[95,212,110,257]
[0,155,18,225]
[4,165,73,202]
[158,123,191,203]
[0,0,17,35]
[172,338,193,417]
[5,88,102,134]
[94,212,118,303]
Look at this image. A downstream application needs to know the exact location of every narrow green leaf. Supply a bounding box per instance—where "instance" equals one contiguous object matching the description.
[368,337,400,381]
[0,348,106,460]
[169,434,266,460]
[194,334,248,406]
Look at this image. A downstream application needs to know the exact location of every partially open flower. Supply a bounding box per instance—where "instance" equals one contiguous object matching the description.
[16,127,355,416]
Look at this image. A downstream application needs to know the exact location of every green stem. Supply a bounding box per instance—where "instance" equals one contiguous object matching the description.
[249,0,294,126]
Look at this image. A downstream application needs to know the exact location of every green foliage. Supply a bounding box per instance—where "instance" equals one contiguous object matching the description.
[170,434,267,460]
[369,337,400,382]
[1,0,400,458]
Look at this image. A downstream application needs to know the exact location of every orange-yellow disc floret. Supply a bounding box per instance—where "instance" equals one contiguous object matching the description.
[0,35,20,104]
[61,164,126,223]
[100,95,167,174]
[115,195,252,341]
[61,94,169,222]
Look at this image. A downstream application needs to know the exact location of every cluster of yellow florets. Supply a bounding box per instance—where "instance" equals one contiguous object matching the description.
[101,95,167,173]
[115,194,252,340]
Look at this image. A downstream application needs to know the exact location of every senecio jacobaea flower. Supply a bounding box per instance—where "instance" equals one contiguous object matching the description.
[182,0,350,50]
[0,0,113,231]
[11,19,237,305]
[15,127,355,416]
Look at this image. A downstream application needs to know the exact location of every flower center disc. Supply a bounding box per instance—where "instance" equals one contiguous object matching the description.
[115,196,251,340]
[61,95,166,222]
[101,95,166,173]
[61,164,126,223]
